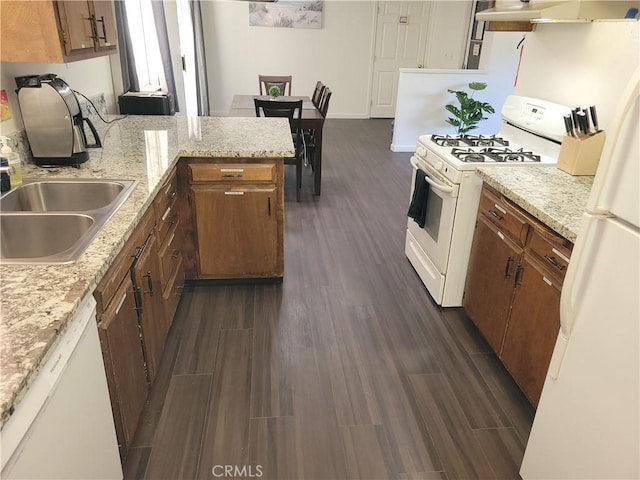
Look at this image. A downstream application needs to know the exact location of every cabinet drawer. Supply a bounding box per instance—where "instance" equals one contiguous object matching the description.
[528,226,572,280]
[159,222,181,288]
[156,197,178,247]
[190,163,275,183]
[163,255,185,325]
[154,169,178,219]
[479,187,529,245]
[94,206,155,313]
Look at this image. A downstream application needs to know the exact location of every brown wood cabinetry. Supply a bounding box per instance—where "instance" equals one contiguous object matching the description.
[0,0,117,63]
[464,184,572,406]
[501,253,562,406]
[153,169,185,329]
[464,215,523,353]
[96,274,147,456]
[94,167,185,460]
[180,158,284,280]
[132,230,167,384]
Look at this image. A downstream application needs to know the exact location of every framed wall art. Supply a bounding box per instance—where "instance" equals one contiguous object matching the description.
[249,0,323,29]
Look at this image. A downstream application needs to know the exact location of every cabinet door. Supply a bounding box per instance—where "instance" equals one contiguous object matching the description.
[56,0,95,56]
[97,275,148,453]
[463,214,522,354]
[133,231,168,384]
[501,254,561,407]
[192,186,278,276]
[90,1,117,51]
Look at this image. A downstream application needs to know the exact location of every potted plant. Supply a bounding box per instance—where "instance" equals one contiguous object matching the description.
[268,85,281,99]
[445,82,495,134]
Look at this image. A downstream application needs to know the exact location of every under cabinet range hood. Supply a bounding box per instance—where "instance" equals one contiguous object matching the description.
[476,0,640,23]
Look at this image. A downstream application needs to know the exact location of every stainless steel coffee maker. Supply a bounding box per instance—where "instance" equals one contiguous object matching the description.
[15,74,101,167]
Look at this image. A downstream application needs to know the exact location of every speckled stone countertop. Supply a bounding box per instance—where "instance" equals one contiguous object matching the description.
[476,165,594,243]
[0,115,294,427]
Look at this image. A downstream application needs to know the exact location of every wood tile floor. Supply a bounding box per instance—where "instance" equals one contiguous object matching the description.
[124,120,534,480]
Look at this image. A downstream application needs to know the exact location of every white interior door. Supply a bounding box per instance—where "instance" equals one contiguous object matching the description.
[370,1,432,118]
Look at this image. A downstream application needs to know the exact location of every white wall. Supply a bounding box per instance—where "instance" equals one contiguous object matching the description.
[391,31,522,151]
[200,0,377,117]
[0,56,117,135]
[514,21,639,130]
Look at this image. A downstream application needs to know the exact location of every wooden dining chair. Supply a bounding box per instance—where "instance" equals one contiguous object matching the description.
[254,98,304,201]
[311,81,325,108]
[305,87,331,171]
[258,75,292,96]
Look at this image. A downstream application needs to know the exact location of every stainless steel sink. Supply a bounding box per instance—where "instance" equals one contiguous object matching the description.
[1,214,95,262]
[0,179,136,212]
[0,178,138,264]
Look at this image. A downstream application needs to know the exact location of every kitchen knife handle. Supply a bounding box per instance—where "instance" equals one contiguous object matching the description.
[563,115,573,137]
[571,108,580,137]
[589,105,599,132]
[577,113,588,137]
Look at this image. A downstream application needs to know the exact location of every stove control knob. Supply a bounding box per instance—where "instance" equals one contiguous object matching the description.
[435,161,444,171]
[416,146,427,157]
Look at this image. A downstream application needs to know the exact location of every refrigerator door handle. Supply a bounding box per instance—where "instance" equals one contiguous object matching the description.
[552,213,601,379]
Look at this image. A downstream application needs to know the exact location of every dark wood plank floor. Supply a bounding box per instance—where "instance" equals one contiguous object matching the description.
[124,120,534,480]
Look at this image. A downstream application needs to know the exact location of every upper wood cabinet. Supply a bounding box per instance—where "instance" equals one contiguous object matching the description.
[0,0,118,63]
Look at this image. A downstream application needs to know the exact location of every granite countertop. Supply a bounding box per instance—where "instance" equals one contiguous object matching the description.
[0,115,294,426]
[476,165,595,243]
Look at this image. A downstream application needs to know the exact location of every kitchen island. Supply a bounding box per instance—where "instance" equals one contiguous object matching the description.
[0,115,294,427]
[476,165,594,242]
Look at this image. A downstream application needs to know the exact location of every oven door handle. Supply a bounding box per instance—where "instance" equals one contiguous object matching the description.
[410,156,457,196]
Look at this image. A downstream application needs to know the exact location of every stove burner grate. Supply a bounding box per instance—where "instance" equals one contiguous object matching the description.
[462,134,510,147]
[480,147,541,163]
[449,147,542,163]
[451,148,486,162]
[431,134,510,148]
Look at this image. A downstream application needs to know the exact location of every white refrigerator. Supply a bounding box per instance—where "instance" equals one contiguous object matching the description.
[521,68,640,479]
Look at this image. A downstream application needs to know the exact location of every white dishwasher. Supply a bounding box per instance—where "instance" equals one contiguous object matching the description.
[1,295,122,480]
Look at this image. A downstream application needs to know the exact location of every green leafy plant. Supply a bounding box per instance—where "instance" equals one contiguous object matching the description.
[445,82,495,134]
[268,85,281,98]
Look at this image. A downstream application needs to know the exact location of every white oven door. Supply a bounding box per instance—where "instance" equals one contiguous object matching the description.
[407,155,459,274]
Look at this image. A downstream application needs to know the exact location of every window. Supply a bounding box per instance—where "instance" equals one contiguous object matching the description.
[124,0,167,91]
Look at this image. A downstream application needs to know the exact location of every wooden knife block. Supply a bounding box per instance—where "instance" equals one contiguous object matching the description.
[557,131,606,176]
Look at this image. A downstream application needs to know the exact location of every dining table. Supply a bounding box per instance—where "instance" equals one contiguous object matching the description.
[228,95,325,195]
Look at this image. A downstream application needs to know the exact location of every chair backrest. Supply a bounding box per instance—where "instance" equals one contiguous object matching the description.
[254,98,303,145]
[259,75,292,96]
[318,87,332,117]
[311,81,325,108]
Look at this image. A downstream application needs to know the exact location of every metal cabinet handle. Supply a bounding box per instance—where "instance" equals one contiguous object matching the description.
[133,287,143,311]
[544,254,566,271]
[489,210,504,221]
[85,15,98,41]
[504,256,514,278]
[96,15,107,42]
[143,271,154,294]
[132,244,145,259]
[513,264,524,286]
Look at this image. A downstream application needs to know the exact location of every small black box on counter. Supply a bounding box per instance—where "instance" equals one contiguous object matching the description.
[118,91,175,116]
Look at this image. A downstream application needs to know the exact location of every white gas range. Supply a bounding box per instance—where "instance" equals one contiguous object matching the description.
[406,95,571,307]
